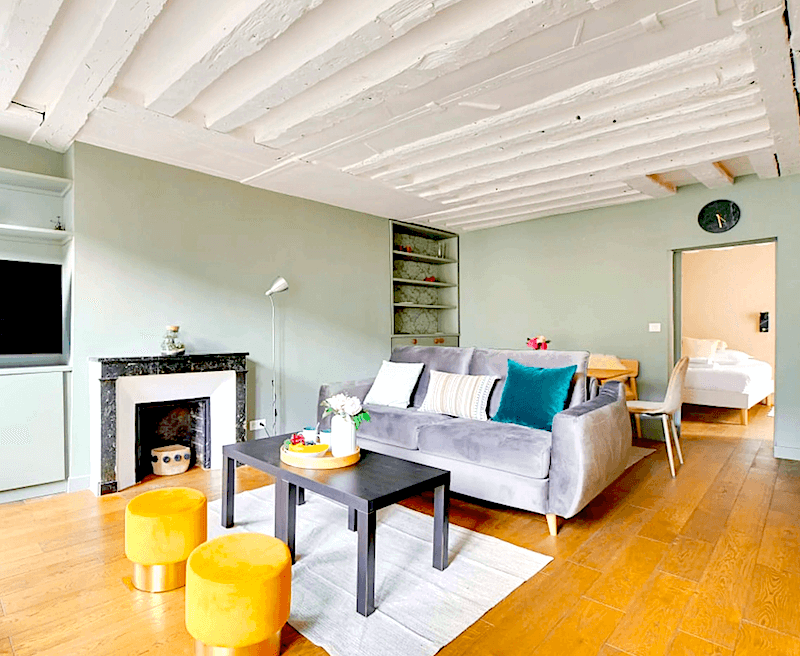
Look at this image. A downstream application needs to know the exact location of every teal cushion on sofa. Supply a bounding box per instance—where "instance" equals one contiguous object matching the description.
[492,360,577,431]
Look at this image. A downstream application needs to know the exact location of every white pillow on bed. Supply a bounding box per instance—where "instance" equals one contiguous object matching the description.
[710,349,752,365]
[682,337,721,359]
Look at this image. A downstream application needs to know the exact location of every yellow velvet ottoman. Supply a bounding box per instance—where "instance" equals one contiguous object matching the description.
[125,487,207,593]
[186,534,292,656]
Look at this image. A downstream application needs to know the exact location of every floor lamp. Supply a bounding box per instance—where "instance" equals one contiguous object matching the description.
[265,276,289,436]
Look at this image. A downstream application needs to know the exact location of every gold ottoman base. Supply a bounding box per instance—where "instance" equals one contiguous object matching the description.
[132,560,187,593]
[194,631,281,656]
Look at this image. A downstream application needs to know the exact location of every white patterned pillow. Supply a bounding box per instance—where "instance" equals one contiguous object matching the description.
[419,370,498,421]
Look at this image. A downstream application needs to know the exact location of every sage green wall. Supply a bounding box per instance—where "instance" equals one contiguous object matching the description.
[460,174,800,459]
[70,143,390,480]
[0,135,65,177]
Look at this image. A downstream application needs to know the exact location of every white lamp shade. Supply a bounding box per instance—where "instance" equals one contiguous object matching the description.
[265,276,289,296]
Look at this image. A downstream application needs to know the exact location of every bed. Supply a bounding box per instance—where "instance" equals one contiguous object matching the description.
[682,349,774,425]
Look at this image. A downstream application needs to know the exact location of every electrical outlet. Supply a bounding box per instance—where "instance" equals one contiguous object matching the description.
[648,323,661,333]
[249,418,267,431]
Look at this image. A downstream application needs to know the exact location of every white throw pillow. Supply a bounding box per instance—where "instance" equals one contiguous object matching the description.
[419,370,498,421]
[363,360,424,408]
[710,349,752,365]
[682,337,721,359]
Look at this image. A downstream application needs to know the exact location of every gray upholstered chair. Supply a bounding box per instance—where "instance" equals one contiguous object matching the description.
[626,357,689,477]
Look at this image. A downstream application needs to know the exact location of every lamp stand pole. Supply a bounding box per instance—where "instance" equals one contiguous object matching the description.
[270,294,278,436]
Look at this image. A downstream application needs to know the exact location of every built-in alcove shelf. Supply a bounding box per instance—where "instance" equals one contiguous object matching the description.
[392,277,456,288]
[392,250,456,264]
[392,333,459,338]
[0,167,72,197]
[0,222,73,244]
[393,302,457,309]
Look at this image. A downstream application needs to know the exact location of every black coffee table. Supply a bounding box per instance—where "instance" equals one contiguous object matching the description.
[222,436,450,616]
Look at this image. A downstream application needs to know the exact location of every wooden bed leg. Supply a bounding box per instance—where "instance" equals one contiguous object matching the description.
[546,514,558,536]
[740,408,749,426]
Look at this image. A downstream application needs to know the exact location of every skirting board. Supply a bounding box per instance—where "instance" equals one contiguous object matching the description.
[0,479,67,504]
[773,444,800,461]
[68,475,91,492]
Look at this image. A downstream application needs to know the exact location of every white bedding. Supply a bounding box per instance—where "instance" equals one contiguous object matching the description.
[685,358,773,394]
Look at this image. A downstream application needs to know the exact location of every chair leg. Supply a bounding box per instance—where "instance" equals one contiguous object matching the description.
[661,414,677,478]
[633,414,642,440]
[668,414,684,465]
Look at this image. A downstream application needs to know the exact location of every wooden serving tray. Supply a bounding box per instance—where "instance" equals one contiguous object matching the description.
[279,445,361,470]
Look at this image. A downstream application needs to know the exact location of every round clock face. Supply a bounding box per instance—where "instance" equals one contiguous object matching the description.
[698,200,740,233]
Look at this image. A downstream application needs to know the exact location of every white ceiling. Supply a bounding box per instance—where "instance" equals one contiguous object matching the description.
[2,0,800,231]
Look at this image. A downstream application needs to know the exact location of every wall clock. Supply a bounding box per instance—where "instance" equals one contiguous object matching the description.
[698,199,740,233]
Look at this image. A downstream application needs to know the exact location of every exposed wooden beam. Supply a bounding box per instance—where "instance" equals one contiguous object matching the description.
[205,0,463,133]
[0,0,64,110]
[251,0,594,146]
[143,0,324,116]
[624,174,677,198]
[28,0,169,151]
[687,161,734,187]
[734,0,800,175]
[748,150,779,178]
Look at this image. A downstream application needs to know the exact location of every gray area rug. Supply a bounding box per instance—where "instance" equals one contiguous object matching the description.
[208,485,552,656]
[627,445,656,468]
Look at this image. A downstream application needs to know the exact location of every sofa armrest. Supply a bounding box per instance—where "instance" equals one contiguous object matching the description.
[316,378,376,428]
[547,380,632,519]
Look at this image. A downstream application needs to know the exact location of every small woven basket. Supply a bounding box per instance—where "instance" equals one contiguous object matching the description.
[151,444,192,476]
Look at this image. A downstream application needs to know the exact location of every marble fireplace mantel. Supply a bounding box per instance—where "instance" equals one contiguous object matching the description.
[89,353,247,495]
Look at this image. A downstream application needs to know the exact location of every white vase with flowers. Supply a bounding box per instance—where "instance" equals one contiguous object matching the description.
[321,393,370,457]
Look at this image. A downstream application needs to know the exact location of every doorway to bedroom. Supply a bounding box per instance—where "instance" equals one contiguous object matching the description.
[675,239,775,443]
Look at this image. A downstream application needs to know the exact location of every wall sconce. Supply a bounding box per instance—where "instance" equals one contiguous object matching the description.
[759,312,769,333]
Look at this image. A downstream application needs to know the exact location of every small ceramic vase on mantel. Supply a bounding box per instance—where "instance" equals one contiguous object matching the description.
[329,415,357,458]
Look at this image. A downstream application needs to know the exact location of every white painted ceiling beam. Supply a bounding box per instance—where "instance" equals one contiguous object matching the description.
[141,0,324,116]
[439,186,641,227]
[748,150,779,178]
[404,87,760,194]
[734,0,800,175]
[431,124,773,207]
[28,0,169,151]
[624,174,677,198]
[687,161,734,187]
[459,193,647,231]
[344,31,751,178]
[250,0,596,146]
[0,0,64,110]
[422,104,766,201]
[204,0,464,134]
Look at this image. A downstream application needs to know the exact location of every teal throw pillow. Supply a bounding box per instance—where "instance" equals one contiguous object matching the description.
[492,360,577,431]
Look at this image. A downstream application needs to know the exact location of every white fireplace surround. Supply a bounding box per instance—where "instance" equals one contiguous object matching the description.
[90,369,237,493]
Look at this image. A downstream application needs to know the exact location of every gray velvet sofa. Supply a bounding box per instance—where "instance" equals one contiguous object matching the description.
[317,346,632,535]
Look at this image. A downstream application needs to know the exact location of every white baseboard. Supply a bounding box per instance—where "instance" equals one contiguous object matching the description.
[773,444,800,461]
[67,475,91,492]
[0,480,68,504]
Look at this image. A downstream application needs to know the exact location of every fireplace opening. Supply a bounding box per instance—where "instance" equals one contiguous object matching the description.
[135,397,210,482]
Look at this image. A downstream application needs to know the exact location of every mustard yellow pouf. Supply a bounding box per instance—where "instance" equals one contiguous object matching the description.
[186,534,292,656]
[125,487,207,593]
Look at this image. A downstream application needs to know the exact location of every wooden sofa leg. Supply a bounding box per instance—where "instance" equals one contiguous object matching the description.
[546,514,558,536]
[740,408,749,426]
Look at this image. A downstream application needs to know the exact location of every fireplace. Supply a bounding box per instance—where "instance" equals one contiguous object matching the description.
[135,397,210,481]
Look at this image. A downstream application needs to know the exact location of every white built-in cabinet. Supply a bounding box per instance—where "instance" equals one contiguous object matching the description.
[0,166,73,497]
[391,221,459,350]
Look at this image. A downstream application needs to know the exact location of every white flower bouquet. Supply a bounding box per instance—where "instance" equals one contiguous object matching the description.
[321,393,371,430]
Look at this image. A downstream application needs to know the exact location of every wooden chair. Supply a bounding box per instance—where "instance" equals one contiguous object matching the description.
[626,357,690,477]
[606,359,641,437]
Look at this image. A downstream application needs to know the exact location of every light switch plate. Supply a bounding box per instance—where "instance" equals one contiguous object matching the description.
[649,323,661,332]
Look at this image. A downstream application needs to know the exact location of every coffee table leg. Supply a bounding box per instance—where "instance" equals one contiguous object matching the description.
[222,455,235,528]
[348,507,357,531]
[433,482,450,570]
[275,478,297,564]
[356,510,376,616]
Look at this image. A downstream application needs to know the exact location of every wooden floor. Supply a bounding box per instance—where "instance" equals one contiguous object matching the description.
[2,405,797,656]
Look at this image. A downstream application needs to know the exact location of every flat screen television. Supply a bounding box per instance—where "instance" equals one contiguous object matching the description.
[0,259,63,357]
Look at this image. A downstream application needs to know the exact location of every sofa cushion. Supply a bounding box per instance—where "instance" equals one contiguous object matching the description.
[419,371,498,421]
[469,349,589,416]
[390,346,475,408]
[493,361,577,431]
[357,404,450,450]
[417,419,552,479]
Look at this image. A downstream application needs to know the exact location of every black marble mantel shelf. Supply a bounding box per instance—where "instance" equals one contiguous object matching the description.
[92,352,248,495]
[90,352,248,380]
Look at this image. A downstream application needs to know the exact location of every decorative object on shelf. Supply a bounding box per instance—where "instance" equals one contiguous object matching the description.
[51,216,65,231]
[424,276,437,282]
[437,242,446,258]
[151,444,191,475]
[526,335,550,350]
[697,199,740,233]
[265,276,289,436]
[321,393,370,457]
[161,325,186,355]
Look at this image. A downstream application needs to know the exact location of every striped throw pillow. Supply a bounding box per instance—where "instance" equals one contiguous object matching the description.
[419,370,498,421]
